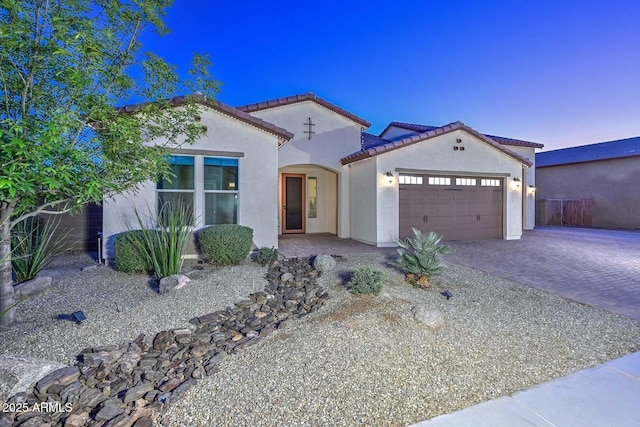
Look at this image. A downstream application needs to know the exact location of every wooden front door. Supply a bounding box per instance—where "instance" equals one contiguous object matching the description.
[282,174,306,234]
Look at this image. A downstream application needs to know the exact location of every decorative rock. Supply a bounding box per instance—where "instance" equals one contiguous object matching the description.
[95,402,125,421]
[0,355,66,403]
[13,276,53,299]
[158,274,191,294]
[34,366,79,396]
[63,411,89,427]
[411,305,445,331]
[158,378,181,393]
[1,255,331,427]
[313,254,336,272]
[153,331,175,351]
[123,383,154,403]
[132,416,153,427]
[168,379,196,402]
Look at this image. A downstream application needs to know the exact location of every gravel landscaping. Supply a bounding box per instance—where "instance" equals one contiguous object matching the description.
[2,252,639,426]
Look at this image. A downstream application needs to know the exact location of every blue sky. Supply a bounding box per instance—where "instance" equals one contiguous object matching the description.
[143,0,640,150]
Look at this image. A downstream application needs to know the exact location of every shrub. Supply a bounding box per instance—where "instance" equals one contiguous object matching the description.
[131,201,194,279]
[199,224,253,266]
[11,216,67,282]
[392,228,453,280]
[256,246,278,266]
[114,230,151,273]
[348,267,385,294]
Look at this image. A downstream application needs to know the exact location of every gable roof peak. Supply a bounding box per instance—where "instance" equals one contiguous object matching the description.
[236,92,371,128]
[345,121,532,166]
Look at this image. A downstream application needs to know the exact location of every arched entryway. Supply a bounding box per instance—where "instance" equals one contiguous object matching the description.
[279,165,338,235]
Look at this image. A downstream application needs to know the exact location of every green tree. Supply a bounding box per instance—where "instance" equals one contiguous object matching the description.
[0,0,220,328]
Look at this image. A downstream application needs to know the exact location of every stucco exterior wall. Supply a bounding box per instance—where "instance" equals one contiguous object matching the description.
[102,107,280,258]
[248,101,363,238]
[348,159,378,245]
[536,156,640,229]
[279,166,337,234]
[373,129,524,246]
[508,145,537,229]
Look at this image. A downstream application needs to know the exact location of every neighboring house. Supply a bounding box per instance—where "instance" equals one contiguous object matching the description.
[102,93,543,258]
[536,137,640,229]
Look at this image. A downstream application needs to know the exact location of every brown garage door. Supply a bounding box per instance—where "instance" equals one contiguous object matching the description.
[399,175,503,241]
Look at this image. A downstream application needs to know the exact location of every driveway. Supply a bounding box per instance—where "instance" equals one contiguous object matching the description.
[445,227,640,320]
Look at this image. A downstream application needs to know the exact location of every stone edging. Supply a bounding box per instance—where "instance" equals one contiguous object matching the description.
[0,257,328,427]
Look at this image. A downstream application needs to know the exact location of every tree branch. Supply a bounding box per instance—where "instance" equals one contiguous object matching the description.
[10,198,74,228]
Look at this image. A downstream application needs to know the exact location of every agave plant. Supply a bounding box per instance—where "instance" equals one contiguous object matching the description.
[392,228,453,288]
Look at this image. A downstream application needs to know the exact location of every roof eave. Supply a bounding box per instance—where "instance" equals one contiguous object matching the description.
[237,92,371,129]
[342,122,533,167]
[171,95,294,141]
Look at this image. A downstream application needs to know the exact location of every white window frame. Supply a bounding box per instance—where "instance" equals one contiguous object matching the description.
[428,176,451,185]
[158,154,240,228]
[481,179,501,187]
[399,175,423,185]
[203,157,239,226]
[455,178,477,186]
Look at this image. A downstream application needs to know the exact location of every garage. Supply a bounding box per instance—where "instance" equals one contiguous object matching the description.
[399,174,503,241]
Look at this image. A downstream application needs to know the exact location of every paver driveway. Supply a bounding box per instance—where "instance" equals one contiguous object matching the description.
[445,227,640,320]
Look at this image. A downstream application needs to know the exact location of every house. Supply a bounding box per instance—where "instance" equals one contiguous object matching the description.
[536,137,640,229]
[102,93,543,258]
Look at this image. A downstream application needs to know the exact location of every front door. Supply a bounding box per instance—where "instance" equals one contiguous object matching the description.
[282,174,306,234]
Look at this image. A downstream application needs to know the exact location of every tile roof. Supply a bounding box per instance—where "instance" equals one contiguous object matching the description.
[236,92,371,128]
[361,132,390,149]
[380,121,439,136]
[342,121,533,167]
[118,95,294,141]
[484,134,544,149]
[536,136,640,167]
[384,121,543,148]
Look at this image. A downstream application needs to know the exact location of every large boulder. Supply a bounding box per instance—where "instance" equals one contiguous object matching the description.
[411,305,445,331]
[159,274,191,294]
[313,254,336,272]
[0,355,66,403]
[13,276,53,299]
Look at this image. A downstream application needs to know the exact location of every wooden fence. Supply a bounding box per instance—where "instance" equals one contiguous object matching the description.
[536,199,592,227]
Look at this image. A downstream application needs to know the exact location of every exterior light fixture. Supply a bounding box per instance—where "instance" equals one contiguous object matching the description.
[528,185,536,194]
[513,177,521,188]
[385,171,394,184]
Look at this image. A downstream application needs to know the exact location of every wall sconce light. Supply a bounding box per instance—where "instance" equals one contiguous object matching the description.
[513,177,521,188]
[385,171,394,184]
[528,185,536,194]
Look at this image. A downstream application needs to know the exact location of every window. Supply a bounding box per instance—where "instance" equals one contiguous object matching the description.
[157,155,195,219]
[204,157,238,225]
[158,155,239,227]
[428,177,450,185]
[455,178,477,186]
[481,179,501,187]
[399,175,423,185]
[307,177,317,218]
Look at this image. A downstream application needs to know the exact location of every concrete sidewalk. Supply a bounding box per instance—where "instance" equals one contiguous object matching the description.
[409,351,640,427]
